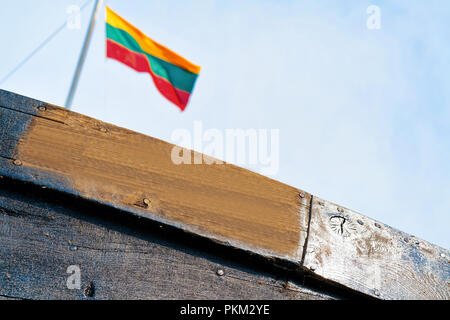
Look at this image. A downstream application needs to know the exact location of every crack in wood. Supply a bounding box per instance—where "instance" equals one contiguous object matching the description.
[0,104,66,125]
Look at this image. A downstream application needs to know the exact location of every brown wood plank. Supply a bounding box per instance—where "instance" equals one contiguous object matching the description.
[303,196,450,300]
[0,89,310,266]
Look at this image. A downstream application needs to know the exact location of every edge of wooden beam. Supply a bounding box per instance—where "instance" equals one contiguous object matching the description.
[303,196,450,299]
[0,89,310,266]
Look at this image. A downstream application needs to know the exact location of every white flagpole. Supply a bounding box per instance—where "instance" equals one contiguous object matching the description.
[65,0,103,109]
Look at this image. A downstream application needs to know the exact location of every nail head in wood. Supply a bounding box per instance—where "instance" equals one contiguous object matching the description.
[216,269,224,276]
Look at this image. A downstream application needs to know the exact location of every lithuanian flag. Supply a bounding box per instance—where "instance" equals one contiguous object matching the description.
[106,6,200,111]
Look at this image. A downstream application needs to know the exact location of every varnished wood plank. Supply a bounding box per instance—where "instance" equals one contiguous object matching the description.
[303,196,450,300]
[0,180,335,300]
[0,89,310,266]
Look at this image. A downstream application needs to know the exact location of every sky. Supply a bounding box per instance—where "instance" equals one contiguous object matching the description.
[0,0,449,248]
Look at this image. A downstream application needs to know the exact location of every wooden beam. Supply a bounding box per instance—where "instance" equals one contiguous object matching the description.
[0,89,310,265]
[0,89,448,299]
[303,196,450,299]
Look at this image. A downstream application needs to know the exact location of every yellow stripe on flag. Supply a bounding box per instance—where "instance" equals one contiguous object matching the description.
[105,6,201,75]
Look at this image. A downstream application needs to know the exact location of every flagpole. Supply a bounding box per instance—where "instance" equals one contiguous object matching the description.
[65,0,103,109]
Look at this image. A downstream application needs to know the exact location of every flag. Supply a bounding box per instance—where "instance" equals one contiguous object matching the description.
[105,6,201,111]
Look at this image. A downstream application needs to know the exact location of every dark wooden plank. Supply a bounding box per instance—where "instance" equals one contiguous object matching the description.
[0,89,47,116]
[0,108,33,159]
[303,196,450,300]
[0,296,22,300]
[0,179,335,300]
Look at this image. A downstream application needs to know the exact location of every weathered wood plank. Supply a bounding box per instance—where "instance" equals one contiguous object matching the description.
[0,295,22,300]
[0,89,310,266]
[0,89,47,116]
[0,108,33,159]
[303,196,450,300]
[0,179,335,300]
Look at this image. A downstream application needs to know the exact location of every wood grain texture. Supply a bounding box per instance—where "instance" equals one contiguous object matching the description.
[0,179,334,300]
[0,108,34,159]
[0,89,310,265]
[303,196,450,300]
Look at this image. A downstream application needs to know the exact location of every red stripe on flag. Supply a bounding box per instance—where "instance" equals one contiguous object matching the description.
[106,39,191,111]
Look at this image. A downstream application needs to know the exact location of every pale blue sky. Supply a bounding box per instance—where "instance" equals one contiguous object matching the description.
[1,0,449,248]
